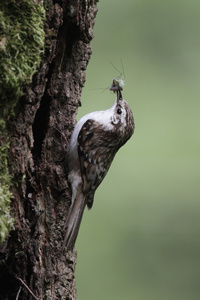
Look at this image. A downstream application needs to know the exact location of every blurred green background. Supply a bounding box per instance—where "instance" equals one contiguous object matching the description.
[75,1,200,299]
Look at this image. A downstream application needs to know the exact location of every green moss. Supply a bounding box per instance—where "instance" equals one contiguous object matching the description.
[0,120,14,244]
[0,0,45,242]
[0,0,45,116]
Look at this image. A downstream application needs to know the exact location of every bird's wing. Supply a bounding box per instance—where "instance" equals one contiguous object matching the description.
[78,119,118,208]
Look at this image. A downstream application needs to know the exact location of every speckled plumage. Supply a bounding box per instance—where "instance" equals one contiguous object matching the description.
[63,86,135,250]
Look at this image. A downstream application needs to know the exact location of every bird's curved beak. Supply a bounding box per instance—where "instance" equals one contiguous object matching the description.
[117,89,123,103]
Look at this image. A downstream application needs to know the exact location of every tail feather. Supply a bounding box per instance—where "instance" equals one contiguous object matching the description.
[63,187,86,251]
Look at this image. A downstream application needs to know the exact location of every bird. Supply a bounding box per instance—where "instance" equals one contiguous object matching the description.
[63,79,135,250]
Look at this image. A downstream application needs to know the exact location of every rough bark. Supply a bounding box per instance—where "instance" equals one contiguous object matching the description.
[0,0,98,299]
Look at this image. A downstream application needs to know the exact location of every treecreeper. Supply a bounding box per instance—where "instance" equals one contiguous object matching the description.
[63,79,135,250]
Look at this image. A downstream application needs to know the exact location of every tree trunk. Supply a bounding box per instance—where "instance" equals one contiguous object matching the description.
[0,0,98,299]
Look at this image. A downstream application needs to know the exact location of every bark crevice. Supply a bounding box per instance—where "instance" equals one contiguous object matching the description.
[32,92,51,162]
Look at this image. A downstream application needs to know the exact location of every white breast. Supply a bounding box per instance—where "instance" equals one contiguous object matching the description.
[68,100,117,159]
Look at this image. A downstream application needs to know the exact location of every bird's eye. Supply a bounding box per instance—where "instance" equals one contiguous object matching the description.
[117,108,122,115]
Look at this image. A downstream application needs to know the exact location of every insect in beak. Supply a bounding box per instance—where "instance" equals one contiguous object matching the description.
[109,79,124,103]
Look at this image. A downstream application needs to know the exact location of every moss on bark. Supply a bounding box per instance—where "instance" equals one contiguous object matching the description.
[0,0,45,116]
[0,0,45,243]
[0,120,14,243]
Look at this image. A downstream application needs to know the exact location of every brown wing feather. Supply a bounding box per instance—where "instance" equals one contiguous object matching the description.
[78,119,118,209]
